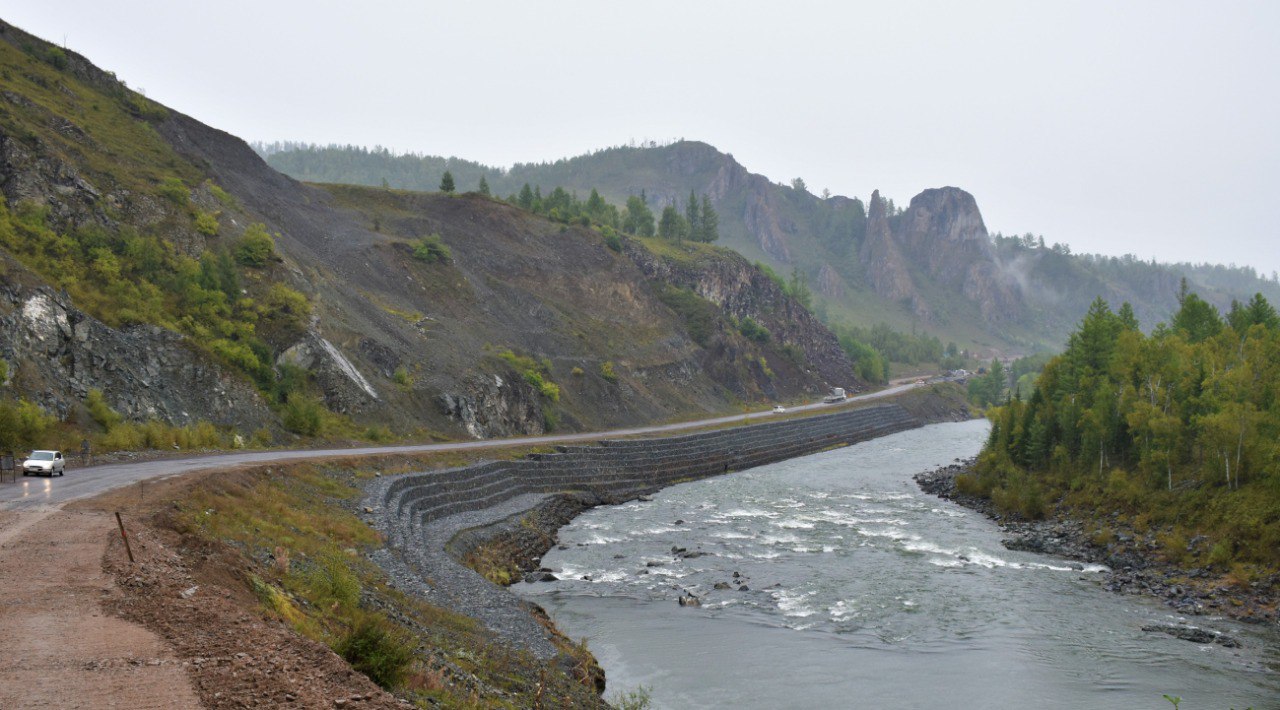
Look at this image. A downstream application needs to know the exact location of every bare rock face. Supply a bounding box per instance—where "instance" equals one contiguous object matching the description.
[438,373,544,439]
[626,243,860,393]
[0,274,272,428]
[899,187,1022,323]
[859,191,928,318]
[858,187,1022,324]
[277,333,380,414]
[816,264,845,300]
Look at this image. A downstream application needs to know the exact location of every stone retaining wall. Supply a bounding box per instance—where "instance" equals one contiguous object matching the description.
[365,403,922,658]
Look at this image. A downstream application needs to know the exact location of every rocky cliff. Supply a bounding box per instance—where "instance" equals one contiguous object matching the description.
[0,263,272,428]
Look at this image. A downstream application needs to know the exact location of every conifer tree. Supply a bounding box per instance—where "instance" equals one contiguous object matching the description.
[699,194,719,242]
[440,171,455,193]
[686,191,702,243]
[518,183,534,210]
[478,176,490,196]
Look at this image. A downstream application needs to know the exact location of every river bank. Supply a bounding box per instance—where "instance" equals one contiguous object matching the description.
[914,460,1279,628]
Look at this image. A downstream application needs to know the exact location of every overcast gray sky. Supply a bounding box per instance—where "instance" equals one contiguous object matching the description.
[7,1,1278,274]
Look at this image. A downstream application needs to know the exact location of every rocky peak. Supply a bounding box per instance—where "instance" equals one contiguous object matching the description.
[858,190,924,316]
[901,187,988,245]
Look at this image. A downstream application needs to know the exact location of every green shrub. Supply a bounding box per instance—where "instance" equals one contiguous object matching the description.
[412,234,451,263]
[611,686,653,710]
[600,361,617,382]
[654,285,718,347]
[304,553,361,611]
[282,393,325,436]
[524,370,561,401]
[84,389,122,430]
[0,399,57,451]
[93,419,224,452]
[257,284,311,341]
[336,612,414,690]
[392,366,410,388]
[955,472,991,497]
[1207,540,1233,567]
[602,226,623,252]
[157,177,189,206]
[207,181,237,209]
[194,211,219,236]
[499,350,560,401]
[738,316,770,343]
[234,224,276,267]
[0,358,8,385]
[43,46,68,70]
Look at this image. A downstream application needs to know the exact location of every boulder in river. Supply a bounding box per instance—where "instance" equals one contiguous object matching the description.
[678,593,702,607]
[1141,624,1240,648]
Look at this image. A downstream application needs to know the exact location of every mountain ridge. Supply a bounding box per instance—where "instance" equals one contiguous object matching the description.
[262,140,1280,352]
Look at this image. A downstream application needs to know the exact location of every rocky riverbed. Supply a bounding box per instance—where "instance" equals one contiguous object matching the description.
[915,461,1279,629]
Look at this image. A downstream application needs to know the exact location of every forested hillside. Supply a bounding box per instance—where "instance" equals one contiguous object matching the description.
[969,285,1280,580]
[260,142,1280,354]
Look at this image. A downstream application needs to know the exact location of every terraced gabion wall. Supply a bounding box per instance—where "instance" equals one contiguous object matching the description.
[365,402,922,658]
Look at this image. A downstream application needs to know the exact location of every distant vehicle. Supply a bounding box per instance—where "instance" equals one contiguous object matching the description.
[22,450,64,477]
[823,387,846,404]
[915,379,926,385]
[772,405,786,414]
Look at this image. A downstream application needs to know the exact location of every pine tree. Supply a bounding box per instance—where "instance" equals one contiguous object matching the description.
[477,176,490,196]
[586,188,606,220]
[440,171,455,193]
[1118,302,1140,331]
[685,191,702,242]
[699,194,719,243]
[518,183,534,210]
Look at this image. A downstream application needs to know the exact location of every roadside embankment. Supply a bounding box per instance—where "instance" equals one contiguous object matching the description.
[915,461,1279,626]
[368,389,969,659]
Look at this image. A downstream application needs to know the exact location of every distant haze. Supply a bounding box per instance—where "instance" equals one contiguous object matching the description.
[6,1,1278,274]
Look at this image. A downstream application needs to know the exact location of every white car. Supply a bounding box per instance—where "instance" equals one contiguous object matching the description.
[22,450,65,477]
[772,405,786,414]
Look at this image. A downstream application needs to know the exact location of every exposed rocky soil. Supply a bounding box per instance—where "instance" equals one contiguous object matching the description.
[101,516,407,710]
[915,461,1279,630]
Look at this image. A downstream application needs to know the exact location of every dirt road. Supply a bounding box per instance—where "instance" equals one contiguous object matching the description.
[0,508,201,709]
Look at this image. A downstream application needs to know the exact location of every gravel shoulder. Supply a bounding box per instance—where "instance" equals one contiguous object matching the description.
[0,507,202,709]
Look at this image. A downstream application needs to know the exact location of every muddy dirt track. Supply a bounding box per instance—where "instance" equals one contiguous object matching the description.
[0,508,202,709]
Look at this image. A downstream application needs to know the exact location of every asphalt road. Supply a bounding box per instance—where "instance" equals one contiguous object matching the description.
[0,384,918,510]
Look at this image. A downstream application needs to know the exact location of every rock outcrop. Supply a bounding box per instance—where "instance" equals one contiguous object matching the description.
[0,268,272,427]
[626,241,861,394]
[438,372,545,439]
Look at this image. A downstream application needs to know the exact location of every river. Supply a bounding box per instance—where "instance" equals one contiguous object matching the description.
[512,420,1279,709]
